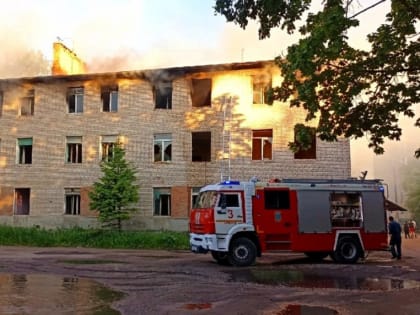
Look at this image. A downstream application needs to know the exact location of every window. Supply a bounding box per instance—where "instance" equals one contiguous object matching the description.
[154,81,172,109]
[154,134,172,162]
[252,75,271,104]
[218,193,240,207]
[154,188,171,216]
[19,89,34,116]
[66,136,82,163]
[101,135,118,161]
[65,188,80,215]
[17,138,32,164]
[101,85,118,112]
[191,78,211,107]
[252,129,272,160]
[0,90,3,116]
[264,190,290,209]
[294,129,316,159]
[15,188,30,215]
[192,131,211,162]
[67,87,84,113]
[191,187,201,208]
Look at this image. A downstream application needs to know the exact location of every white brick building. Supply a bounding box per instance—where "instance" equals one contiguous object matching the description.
[0,60,350,230]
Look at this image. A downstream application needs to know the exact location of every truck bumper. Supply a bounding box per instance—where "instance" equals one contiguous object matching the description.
[189,233,219,253]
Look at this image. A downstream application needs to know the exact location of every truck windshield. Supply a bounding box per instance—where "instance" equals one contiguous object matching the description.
[194,191,218,209]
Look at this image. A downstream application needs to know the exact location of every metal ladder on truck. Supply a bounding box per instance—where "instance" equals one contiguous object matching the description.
[220,95,232,182]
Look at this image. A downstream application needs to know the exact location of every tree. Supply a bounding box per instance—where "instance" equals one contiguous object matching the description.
[89,142,139,231]
[214,0,419,157]
[401,160,420,220]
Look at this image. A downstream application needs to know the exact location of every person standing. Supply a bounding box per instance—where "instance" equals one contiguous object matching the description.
[388,216,402,260]
[404,221,410,239]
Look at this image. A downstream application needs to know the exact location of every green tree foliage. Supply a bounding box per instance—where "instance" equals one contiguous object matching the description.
[89,143,139,231]
[214,0,419,157]
[401,160,420,220]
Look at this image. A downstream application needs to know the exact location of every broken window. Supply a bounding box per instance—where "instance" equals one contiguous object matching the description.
[252,75,272,104]
[14,188,30,215]
[154,81,172,109]
[154,133,172,162]
[192,131,211,162]
[17,138,33,164]
[67,87,84,113]
[101,85,118,112]
[294,129,316,159]
[20,89,34,116]
[66,136,82,163]
[65,188,81,215]
[101,135,118,161]
[252,129,272,160]
[153,188,171,216]
[191,78,211,107]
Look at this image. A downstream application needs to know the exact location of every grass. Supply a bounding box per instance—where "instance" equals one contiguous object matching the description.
[0,225,189,250]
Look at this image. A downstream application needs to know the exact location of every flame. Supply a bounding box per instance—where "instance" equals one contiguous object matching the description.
[52,42,86,75]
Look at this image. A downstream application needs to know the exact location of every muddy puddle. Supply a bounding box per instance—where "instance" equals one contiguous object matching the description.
[276,304,339,315]
[0,273,124,315]
[227,268,420,291]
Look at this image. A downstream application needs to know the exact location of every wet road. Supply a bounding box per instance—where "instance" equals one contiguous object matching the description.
[0,237,419,315]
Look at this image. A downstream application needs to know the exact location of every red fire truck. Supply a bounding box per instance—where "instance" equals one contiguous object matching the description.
[189,178,389,266]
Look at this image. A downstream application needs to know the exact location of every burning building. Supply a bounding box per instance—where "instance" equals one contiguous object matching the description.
[0,56,350,230]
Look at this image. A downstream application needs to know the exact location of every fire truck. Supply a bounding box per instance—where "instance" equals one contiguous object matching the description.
[189,178,389,266]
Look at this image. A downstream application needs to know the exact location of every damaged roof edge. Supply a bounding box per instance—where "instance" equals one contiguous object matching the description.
[0,60,276,84]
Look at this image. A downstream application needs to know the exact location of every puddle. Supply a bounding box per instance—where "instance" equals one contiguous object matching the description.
[0,273,125,315]
[227,269,420,291]
[275,304,338,315]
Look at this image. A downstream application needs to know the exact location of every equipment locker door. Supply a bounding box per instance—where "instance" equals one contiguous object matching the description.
[253,188,297,250]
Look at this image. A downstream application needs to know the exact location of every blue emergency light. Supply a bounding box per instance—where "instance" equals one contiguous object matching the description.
[220,180,240,185]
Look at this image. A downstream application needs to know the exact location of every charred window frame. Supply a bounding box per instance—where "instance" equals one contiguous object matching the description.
[67,87,84,113]
[191,78,211,107]
[17,138,33,164]
[14,188,30,215]
[192,131,211,162]
[101,85,118,112]
[66,136,82,163]
[252,129,272,160]
[252,75,271,105]
[264,190,290,210]
[154,133,172,162]
[101,135,118,161]
[65,188,81,215]
[294,129,317,159]
[153,188,171,216]
[19,89,35,116]
[154,81,172,109]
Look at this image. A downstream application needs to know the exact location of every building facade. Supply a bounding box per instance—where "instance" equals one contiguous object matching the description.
[0,61,351,231]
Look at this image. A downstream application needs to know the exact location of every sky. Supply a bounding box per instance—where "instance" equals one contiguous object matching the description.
[0,0,418,191]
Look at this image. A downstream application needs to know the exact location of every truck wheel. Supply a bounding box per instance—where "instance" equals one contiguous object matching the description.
[228,237,257,267]
[211,251,230,265]
[333,236,361,264]
[304,252,329,261]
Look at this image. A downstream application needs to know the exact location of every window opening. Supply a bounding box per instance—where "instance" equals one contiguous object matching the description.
[20,89,34,116]
[154,81,172,109]
[14,188,30,215]
[17,138,33,164]
[252,75,271,104]
[294,129,316,159]
[154,188,171,216]
[191,78,211,107]
[67,87,84,113]
[101,85,118,112]
[66,136,82,163]
[154,134,172,162]
[252,129,272,160]
[101,135,118,161]
[192,131,211,162]
[65,188,81,215]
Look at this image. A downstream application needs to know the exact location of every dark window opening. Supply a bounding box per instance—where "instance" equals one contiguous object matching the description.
[65,189,81,215]
[66,137,82,163]
[15,188,30,215]
[67,87,84,113]
[192,131,211,162]
[154,82,172,109]
[191,78,211,107]
[252,129,272,160]
[20,90,35,116]
[253,75,271,104]
[264,190,290,209]
[101,85,118,112]
[18,138,32,164]
[294,129,317,159]
[154,188,171,216]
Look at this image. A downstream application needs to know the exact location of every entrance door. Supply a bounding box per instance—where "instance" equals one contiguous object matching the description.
[253,188,297,250]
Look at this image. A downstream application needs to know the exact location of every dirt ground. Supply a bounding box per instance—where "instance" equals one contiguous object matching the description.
[0,236,419,315]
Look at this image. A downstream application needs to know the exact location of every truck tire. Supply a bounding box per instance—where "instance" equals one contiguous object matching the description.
[228,237,257,267]
[211,251,230,265]
[333,236,362,264]
[304,252,329,261]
